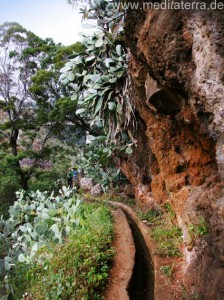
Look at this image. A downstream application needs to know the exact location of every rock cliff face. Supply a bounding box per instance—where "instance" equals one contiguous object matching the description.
[121,4,224,298]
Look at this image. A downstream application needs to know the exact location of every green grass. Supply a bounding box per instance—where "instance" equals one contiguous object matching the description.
[138,204,183,257]
[139,208,163,225]
[8,202,114,300]
[152,225,182,257]
[160,265,173,276]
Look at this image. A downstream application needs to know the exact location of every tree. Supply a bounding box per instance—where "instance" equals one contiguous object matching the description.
[0,22,62,192]
[29,42,99,137]
[0,22,102,200]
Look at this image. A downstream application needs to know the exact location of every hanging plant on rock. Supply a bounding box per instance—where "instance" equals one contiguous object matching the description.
[62,0,136,142]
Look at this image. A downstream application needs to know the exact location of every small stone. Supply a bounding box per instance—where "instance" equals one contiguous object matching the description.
[90,183,103,196]
[80,177,94,190]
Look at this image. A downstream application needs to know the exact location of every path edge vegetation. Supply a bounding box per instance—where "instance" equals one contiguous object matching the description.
[0,189,115,299]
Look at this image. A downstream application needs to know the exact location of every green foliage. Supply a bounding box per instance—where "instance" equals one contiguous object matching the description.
[53,42,85,69]
[0,22,88,195]
[160,265,173,276]
[76,140,122,191]
[0,203,11,219]
[0,187,81,272]
[152,226,183,257]
[28,170,57,192]
[140,208,162,225]
[139,203,183,257]
[164,203,176,218]
[61,0,135,141]
[151,204,183,257]
[0,154,21,203]
[188,218,208,246]
[7,202,114,300]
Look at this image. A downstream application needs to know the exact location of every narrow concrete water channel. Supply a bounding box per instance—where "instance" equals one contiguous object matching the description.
[107,201,154,300]
[124,211,154,300]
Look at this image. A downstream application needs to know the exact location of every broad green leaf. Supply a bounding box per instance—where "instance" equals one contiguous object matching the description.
[18,254,26,263]
[125,146,133,154]
[95,120,103,128]
[116,44,122,56]
[51,224,60,235]
[31,243,38,253]
[108,101,116,111]
[110,67,117,72]
[109,78,117,83]
[68,71,75,81]
[75,73,83,77]
[89,74,100,82]
[51,217,61,222]
[97,136,107,142]
[87,135,96,141]
[105,58,113,68]
[4,256,12,263]
[94,97,104,116]
[86,55,95,62]
[71,92,78,101]
[116,71,125,78]
[4,261,11,271]
[76,108,86,115]
[35,224,48,235]
[60,66,71,73]
[19,225,27,233]
[95,38,104,48]
[41,212,50,220]
[73,55,83,65]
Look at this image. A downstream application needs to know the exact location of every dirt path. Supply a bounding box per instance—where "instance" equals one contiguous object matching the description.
[103,208,135,300]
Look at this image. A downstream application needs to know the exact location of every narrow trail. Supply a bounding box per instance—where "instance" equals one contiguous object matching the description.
[105,202,154,300]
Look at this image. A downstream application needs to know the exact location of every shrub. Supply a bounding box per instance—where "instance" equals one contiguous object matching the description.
[0,189,114,299]
[8,203,114,300]
[160,265,173,276]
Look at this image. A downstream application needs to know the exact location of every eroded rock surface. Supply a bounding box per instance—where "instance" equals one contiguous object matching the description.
[120,5,224,298]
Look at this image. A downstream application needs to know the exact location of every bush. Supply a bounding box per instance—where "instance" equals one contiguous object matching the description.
[17,203,114,300]
[0,155,20,203]
[0,189,114,299]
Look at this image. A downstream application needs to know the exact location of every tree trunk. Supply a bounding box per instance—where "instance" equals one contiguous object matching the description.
[10,127,29,190]
[10,127,19,156]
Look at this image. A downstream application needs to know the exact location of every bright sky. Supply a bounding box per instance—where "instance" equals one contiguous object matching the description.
[0,0,91,45]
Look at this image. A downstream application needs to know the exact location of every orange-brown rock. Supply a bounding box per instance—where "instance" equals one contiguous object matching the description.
[118,4,224,299]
